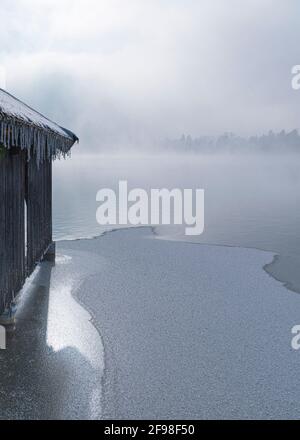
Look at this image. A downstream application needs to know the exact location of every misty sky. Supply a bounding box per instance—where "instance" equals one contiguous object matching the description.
[1,0,300,150]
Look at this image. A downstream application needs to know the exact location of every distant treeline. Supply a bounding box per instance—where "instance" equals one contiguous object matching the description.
[164,130,300,153]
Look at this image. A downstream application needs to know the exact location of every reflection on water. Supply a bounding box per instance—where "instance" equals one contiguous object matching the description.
[53,152,300,258]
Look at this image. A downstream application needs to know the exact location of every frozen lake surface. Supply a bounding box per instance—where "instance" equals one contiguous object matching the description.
[61,229,300,419]
[2,227,300,419]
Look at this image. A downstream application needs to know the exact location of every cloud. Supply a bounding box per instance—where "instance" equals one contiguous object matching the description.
[1,0,299,150]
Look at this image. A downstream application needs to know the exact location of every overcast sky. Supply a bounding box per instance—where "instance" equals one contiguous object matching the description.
[1,0,300,150]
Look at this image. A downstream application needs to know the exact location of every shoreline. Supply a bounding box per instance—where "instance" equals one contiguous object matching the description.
[56,225,298,296]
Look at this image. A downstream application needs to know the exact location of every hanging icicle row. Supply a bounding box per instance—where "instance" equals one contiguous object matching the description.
[0,116,75,166]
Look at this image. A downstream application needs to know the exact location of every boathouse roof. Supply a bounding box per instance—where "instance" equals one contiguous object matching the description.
[0,88,78,163]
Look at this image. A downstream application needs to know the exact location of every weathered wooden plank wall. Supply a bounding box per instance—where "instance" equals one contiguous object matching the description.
[26,158,52,276]
[0,151,26,314]
[0,150,52,315]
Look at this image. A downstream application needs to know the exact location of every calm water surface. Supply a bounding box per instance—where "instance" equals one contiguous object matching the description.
[53,152,300,292]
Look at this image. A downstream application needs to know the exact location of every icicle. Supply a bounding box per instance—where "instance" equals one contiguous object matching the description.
[0,116,76,166]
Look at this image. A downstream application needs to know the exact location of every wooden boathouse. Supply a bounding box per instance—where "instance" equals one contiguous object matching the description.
[0,88,78,317]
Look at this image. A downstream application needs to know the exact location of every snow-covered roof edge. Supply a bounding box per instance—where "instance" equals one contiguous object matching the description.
[0,88,78,163]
